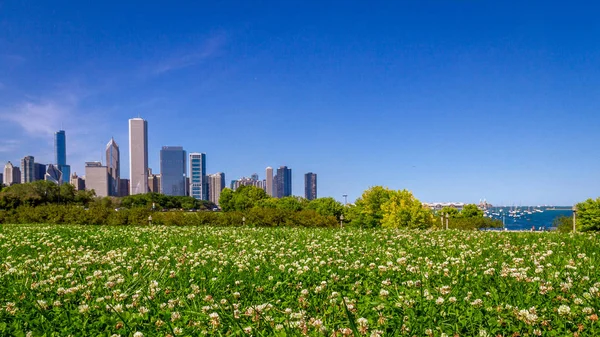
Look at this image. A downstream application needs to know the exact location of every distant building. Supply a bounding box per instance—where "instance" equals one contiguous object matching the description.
[119,179,130,197]
[208,173,226,206]
[148,168,161,193]
[304,172,317,200]
[106,137,120,196]
[189,153,207,200]
[274,166,292,198]
[45,164,62,185]
[70,173,86,191]
[55,130,70,185]
[265,167,274,196]
[160,146,186,196]
[3,162,20,186]
[85,162,109,197]
[129,118,148,195]
[20,156,35,183]
[0,173,3,186]
[34,163,46,181]
[231,175,267,191]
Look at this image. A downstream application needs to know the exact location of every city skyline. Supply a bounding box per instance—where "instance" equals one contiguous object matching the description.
[2,1,600,205]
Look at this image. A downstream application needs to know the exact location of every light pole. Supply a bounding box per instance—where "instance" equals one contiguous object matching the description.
[148,215,152,226]
[242,216,246,226]
[440,212,444,229]
[445,213,449,230]
[342,194,348,205]
[340,214,344,228]
[572,205,577,233]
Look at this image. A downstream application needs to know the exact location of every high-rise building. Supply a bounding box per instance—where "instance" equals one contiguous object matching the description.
[85,162,109,197]
[304,172,317,200]
[189,153,207,200]
[34,163,46,181]
[45,164,62,185]
[3,162,21,186]
[231,176,267,191]
[129,118,148,195]
[20,156,35,183]
[0,173,3,186]
[70,173,86,191]
[160,146,186,196]
[106,137,120,196]
[148,168,161,193]
[266,167,274,196]
[275,166,292,198]
[55,130,70,185]
[119,179,130,197]
[208,173,226,206]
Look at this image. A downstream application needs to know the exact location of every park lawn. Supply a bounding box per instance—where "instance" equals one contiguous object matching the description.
[0,225,599,336]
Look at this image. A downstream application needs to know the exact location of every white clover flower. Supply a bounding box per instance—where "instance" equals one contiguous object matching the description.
[133,332,143,337]
[436,297,444,305]
[558,305,571,316]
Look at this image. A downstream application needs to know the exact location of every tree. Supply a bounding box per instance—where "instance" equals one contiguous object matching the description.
[461,204,484,218]
[439,207,460,218]
[553,215,572,233]
[381,189,433,229]
[276,196,306,211]
[306,197,344,217]
[350,186,394,228]
[219,186,270,212]
[218,188,235,212]
[575,198,600,231]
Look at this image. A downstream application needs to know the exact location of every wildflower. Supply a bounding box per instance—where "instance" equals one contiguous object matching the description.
[133,332,144,337]
[558,305,571,316]
[436,297,444,305]
[78,304,89,313]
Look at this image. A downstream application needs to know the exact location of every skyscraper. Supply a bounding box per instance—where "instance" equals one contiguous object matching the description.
[189,153,207,200]
[85,162,109,197]
[70,173,86,191]
[119,179,130,197]
[45,164,62,185]
[208,172,226,206]
[3,162,21,186]
[20,156,35,183]
[34,163,46,181]
[265,167,274,197]
[55,130,70,184]
[106,137,120,196]
[160,146,186,196]
[304,172,317,200]
[129,118,148,195]
[148,168,161,193]
[275,166,292,198]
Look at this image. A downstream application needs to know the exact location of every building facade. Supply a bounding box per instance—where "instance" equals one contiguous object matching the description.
[189,153,207,200]
[55,130,70,185]
[119,179,130,197]
[129,118,149,195]
[85,162,109,197]
[70,173,86,191]
[274,166,292,198]
[265,167,274,196]
[231,175,266,191]
[106,138,120,196]
[34,163,46,181]
[148,168,161,193]
[304,172,317,200]
[3,162,21,186]
[208,172,226,206]
[21,156,35,183]
[45,164,62,185]
[160,146,186,196]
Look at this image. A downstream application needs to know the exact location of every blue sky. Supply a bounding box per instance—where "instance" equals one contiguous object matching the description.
[1,1,599,205]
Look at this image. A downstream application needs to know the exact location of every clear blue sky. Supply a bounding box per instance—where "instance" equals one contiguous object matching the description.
[1,1,599,205]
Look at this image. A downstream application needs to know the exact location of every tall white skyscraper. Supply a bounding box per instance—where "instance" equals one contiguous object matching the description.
[208,172,226,206]
[21,156,35,183]
[265,166,274,197]
[129,118,149,195]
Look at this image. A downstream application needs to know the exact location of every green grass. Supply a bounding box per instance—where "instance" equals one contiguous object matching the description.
[0,225,599,336]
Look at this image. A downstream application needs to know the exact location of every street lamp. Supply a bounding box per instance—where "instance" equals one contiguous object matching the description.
[148,215,153,226]
[342,194,348,205]
[572,205,577,233]
[340,214,344,228]
[445,213,449,230]
[242,216,246,226]
[440,212,444,229]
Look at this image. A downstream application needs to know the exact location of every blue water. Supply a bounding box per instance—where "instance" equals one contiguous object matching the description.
[483,207,572,231]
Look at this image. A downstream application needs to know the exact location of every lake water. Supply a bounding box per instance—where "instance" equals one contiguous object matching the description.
[483,207,572,231]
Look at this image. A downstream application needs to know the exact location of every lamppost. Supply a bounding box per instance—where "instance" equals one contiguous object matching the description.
[148,215,152,226]
[572,205,577,233]
[445,213,449,230]
[342,194,348,205]
[242,216,246,226]
[340,214,344,228]
[440,212,444,229]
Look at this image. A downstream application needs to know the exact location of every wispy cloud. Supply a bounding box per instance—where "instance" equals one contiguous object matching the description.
[150,34,226,76]
[0,100,69,137]
[0,140,20,153]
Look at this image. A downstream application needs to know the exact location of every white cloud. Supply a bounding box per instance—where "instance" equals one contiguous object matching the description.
[150,33,226,75]
[0,140,20,153]
[0,100,68,137]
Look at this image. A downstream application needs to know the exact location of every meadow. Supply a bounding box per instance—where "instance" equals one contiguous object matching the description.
[0,225,599,336]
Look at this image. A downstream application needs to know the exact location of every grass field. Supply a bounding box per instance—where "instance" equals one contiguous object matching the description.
[1,225,599,336]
